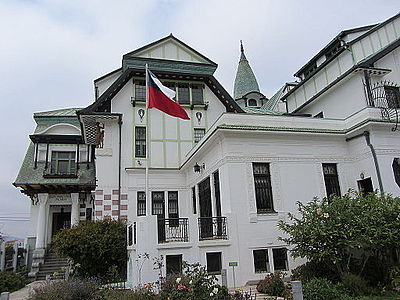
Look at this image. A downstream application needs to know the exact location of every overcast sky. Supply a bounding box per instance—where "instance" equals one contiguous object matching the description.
[0,0,399,238]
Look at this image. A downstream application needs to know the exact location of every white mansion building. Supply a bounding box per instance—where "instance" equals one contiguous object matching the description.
[14,12,400,286]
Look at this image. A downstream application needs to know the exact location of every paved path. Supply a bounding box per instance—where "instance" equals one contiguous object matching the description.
[9,281,45,300]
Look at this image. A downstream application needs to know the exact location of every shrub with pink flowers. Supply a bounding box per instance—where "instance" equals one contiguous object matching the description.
[160,262,229,300]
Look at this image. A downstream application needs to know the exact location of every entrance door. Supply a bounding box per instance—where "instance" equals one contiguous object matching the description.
[198,177,213,239]
[52,211,71,237]
[358,178,374,196]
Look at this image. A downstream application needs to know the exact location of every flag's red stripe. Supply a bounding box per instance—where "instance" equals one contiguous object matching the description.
[148,87,190,120]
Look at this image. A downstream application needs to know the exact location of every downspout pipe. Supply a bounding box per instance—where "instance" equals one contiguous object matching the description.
[345,131,384,192]
[118,116,122,220]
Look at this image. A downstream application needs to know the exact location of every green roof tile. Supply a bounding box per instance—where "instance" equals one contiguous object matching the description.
[233,42,260,100]
[14,143,95,186]
[34,108,81,118]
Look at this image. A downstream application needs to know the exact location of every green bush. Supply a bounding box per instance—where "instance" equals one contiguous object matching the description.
[0,271,28,293]
[52,219,127,280]
[291,260,341,283]
[256,272,285,296]
[341,272,372,296]
[303,278,351,300]
[28,280,97,300]
[388,266,400,292]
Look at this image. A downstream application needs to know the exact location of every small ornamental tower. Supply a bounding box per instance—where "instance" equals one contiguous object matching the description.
[233,41,266,108]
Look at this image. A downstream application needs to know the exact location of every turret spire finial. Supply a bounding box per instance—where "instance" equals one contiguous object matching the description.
[240,40,246,60]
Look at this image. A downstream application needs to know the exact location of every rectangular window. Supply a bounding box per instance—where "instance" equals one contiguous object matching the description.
[191,84,204,105]
[128,224,133,246]
[384,86,400,108]
[206,252,222,275]
[322,163,341,197]
[213,171,221,217]
[166,254,182,275]
[177,83,190,104]
[134,80,146,102]
[152,192,165,216]
[86,208,92,221]
[253,249,269,273]
[194,128,206,144]
[253,163,274,213]
[168,191,179,226]
[51,151,76,174]
[273,248,288,271]
[135,127,146,158]
[192,187,197,214]
[137,191,146,216]
[303,63,317,78]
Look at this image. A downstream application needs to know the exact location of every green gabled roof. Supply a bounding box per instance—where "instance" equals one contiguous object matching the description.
[233,41,260,100]
[13,143,95,187]
[243,107,284,115]
[34,108,81,118]
[261,85,286,110]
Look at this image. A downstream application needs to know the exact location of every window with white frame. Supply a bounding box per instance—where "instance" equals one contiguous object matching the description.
[194,128,206,144]
[137,191,146,216]
[50,151,76,174]
[253,163,274,213]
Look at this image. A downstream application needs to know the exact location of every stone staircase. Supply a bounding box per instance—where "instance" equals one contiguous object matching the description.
[36,249,69,280]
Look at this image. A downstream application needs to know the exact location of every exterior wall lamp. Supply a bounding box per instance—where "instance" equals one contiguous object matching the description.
[194,162,205,173]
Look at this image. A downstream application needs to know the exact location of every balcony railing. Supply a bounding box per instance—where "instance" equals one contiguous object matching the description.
[157,218,189,243]
[367,80,400,131]
[198,217,228,241]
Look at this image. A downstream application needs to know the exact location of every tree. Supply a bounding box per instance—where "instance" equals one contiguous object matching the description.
[278,191,400,276]
[52,219,127,280]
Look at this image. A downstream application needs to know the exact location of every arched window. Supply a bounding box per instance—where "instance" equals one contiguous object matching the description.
[248,99,257,107]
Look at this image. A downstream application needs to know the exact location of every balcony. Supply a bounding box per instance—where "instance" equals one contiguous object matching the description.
[157,218,189,244]
[367,81,400,131]
[198,217,228,241]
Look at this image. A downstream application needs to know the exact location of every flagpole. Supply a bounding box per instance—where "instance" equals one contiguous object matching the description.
[145,64,150,216]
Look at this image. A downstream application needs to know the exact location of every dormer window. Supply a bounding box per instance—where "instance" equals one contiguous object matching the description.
[51,151,76,175]
[325,41,342,60]
[248,99,257,107]
[303,63,317,79]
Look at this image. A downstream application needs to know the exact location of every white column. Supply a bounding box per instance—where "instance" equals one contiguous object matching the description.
[35,193,48,249]
[71,193,80,226]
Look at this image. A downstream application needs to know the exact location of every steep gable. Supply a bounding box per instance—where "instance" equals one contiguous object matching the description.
[124,34,217,65]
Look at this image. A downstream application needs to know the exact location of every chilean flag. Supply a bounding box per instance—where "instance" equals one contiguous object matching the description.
[147,70,190,120]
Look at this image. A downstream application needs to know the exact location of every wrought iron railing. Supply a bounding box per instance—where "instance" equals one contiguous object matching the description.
[157,218,189,243]
[366,80,400,131]
[198,217,228,241]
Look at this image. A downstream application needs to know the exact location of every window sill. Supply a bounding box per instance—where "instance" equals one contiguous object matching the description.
[256,212,280,222]
[180,104,208,110]
[255,270,271,274]
[207,271,221,276]
[257,211,278,215]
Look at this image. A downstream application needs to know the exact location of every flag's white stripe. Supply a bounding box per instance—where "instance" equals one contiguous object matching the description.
[149,72,176,100]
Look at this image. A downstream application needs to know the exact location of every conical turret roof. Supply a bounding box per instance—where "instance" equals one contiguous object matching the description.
[233,41,260,100]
